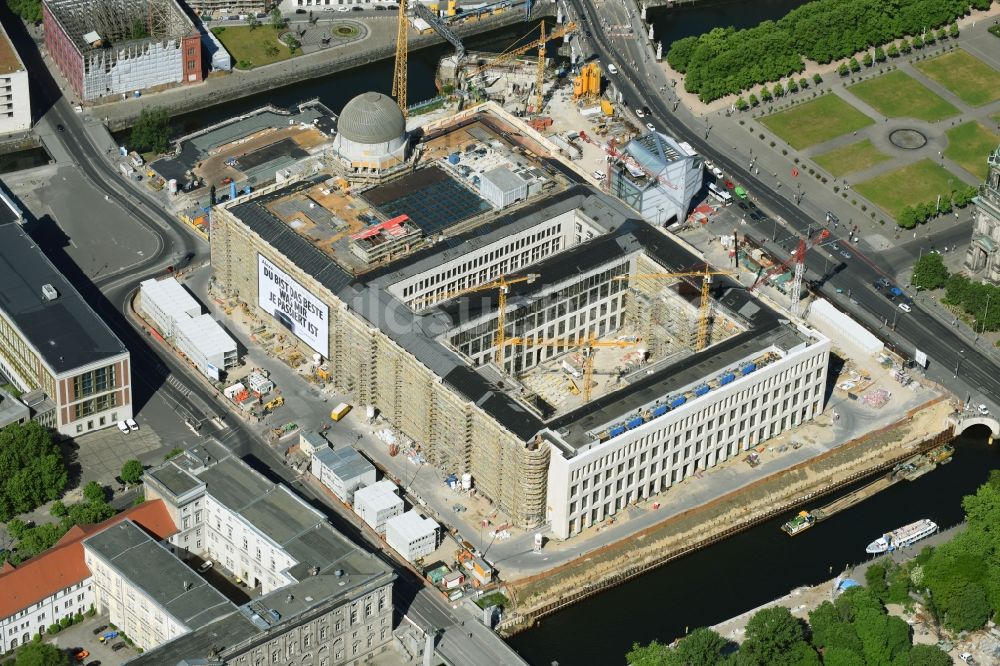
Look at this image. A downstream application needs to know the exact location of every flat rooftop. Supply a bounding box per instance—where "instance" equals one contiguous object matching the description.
[228,117,570,277]
[84,520,236,630]
[313,445,374,481]
[44,0,195,53]
[0,22,25,76]
[0,208,128,375]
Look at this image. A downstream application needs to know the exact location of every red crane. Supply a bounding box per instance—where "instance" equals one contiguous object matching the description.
[749,228,830,315]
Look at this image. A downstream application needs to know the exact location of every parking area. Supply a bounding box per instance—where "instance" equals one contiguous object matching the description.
[51,614,138,664]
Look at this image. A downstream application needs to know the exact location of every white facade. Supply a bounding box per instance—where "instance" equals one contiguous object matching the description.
[354,480,403,534]
[0,581,90,653]
[311,446,376,504]
[174,313,239,380]
[385,511,438,562]
[612,132,703,227]
[139,277,201,338]
[0,23,30,134]
[480,167,529,209]
[545,327,831,539]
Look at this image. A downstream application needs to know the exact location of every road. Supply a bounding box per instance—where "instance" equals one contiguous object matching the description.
[565,0,1000,412]
[0,6,523,662]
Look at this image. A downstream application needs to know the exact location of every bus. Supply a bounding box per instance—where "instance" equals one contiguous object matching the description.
[707,182,733,206]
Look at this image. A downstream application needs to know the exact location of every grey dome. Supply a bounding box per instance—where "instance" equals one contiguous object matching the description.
[336,92,406,145]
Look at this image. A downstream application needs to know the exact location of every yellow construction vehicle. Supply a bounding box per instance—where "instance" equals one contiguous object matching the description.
[263,396,284,411]
[613,267,740,351]
[505,335,639,402]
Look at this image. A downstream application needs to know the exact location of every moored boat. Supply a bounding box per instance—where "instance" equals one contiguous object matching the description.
[865,519,938,554]
[782,510,816,536]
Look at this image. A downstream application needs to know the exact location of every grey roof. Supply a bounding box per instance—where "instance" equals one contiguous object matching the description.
[0,386,29,427]
[336,92,406,145]
[482,166,528,192]
[313,446,374,481]
[84,520,236,630]
[0,216,128,374]
[145,463,203,499]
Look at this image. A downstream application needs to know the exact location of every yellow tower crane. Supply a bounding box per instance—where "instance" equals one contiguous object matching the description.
[505,335,640,402]
[410,274,540,364]
[613,268,739,351]
[393,0,409,115]
[534,20,546,114]
[464,21,577,88]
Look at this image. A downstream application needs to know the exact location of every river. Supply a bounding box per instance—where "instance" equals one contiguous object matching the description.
[648,0,813,47]
[508,427,998,665]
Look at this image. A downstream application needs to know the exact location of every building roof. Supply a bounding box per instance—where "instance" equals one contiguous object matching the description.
[0,500,176,621]
[0,21,25,76]
[0,386,29,426]
[336,92,406,145]
[386,510,438,543]
[84,520,235,630]
[141,277,201,324]
[0,218,128,375]
[312,446,374,481]
[354,480,401,513]
[43,0,196,53]
[174,313,237,356]
[482,166,528,193]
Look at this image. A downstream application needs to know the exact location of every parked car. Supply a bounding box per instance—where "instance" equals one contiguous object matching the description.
[73,649,89,662]
[92,625,108,636]
[198,560,214,573]
[635,108,644,118]
[117,421,130,434]
[839,250,852,260]
[125,418,138,431]
[111,642,126,652]
[898,303,911,313]
[645,122,656,132]
[98,631,118,643]
[978,404,989,416]
[737,201,749,210]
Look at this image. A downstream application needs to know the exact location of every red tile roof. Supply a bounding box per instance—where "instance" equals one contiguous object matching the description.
[0,500,177,620]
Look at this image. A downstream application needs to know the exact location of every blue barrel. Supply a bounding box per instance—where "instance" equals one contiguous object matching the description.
[670,395,687,409]
[720,372,735,385]
[627,416,645,430]
[742,363,757,375]
[694,384,710,397]
[652,404,668,418]
[609,425,626,438]
[448,152,461,164]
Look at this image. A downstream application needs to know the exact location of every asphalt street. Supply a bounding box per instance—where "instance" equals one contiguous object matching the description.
[0,6,524,662]
[565,0,1000,413]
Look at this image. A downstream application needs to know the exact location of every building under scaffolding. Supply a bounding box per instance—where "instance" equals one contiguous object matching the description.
[43,0,202,102]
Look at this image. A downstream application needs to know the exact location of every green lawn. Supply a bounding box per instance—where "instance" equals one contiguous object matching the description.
[848,71,958,122]
[916,49,1000,107]
[945,121,1000,179]
[855,160,962,220]
[212,25,293,69]
[812,139,890,177]
[760,94,875,150]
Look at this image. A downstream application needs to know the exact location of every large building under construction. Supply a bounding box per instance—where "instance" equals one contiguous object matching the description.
[210,101,830,539]
[43,0,202,102]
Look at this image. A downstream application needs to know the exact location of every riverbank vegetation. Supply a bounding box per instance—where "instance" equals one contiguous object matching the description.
[626,471,1000,664]
[667,0,992,102]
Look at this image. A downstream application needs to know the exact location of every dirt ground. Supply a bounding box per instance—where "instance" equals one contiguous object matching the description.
[508,397,954,619]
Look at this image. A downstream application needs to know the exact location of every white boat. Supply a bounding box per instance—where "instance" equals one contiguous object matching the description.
[866,519,938,554]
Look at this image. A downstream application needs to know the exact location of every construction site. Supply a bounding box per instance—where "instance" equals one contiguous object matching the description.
[42,0,203,102]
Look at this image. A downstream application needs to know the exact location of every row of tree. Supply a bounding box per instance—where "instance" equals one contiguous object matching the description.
[626,471,1000,664]
[896,185,978,228]
[668,0,991,102]
[735,73,825,110]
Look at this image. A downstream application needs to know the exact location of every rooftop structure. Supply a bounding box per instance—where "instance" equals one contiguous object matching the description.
[140,277,201,337]
[0,187,131,435]
[173,313,238,379]
[330,91,409,172]
[385,510,438,562]
[353,480,403,534]
[210,103,830,535]
[610,131,703,227]
[43,0,202,101]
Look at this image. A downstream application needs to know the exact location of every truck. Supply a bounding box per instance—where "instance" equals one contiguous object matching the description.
[330,403,351,421]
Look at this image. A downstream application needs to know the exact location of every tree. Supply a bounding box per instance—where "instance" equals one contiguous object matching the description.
[0,422,67,522]
[13,641,68,666]
[838,62,850,76]
[913,35,924,49]
[874,46,886,62]
[949,23,959,39]
[264,41,280,58]
[912,253,949,290]
[736,96,749,111]
[813,73,822,85]
[849,57,861,72]
[865,561,889,599]
[772,82,784,97]
[748,93,759,107]
[946,582,990,631]
[787,79,798,93]
[120,459,144,486]
[761,87,773,102]
[887,43,899,58]
[82,480,105,504]
[739,606,807,664]
[270,7,286,30]
[909,644,952,666]
[7,517,28,539]
[50,500,67,518]
[673,628,729,666]
[7,0,43,22]
[799,77,808,89]
[862,52,873,67]
[284,35,301,54]
[246,13,260,30]
[924,30,936,45]
[626,640,674,666]
[897,206,918,229]
[130,107,171,154]
[901,39,912,54]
